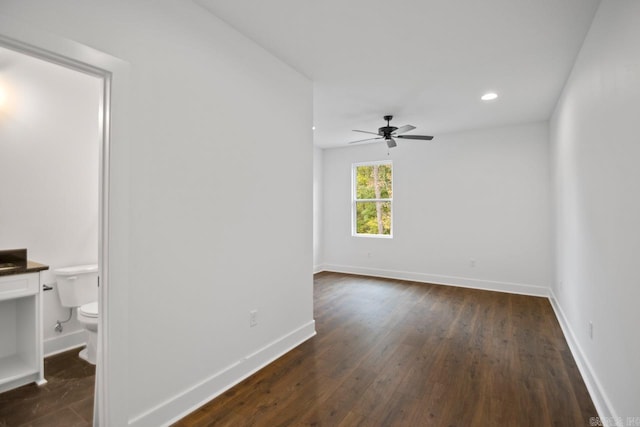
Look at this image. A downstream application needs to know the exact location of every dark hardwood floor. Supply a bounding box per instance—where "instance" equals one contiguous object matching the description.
[175,272,596,426]
[0,348,94,427]
[1,273,596,426]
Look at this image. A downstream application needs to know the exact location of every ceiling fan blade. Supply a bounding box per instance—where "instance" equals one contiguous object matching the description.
[353,129,382,136]
[393,125,416,135]
[386,138,397,148]
[348,137,383,144]
[396,135,434,140]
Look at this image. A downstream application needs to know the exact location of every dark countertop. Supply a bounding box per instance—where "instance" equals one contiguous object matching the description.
[0,260,49,277]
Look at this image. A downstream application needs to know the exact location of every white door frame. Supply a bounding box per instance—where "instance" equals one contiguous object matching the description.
[0,16,130,427]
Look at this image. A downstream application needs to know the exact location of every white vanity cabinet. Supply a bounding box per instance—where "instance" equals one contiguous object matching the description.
[0,271,46,393]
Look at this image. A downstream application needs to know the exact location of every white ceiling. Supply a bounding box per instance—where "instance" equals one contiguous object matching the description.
[195,0,600,148]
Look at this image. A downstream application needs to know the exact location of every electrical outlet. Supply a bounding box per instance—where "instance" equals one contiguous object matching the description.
[367,252,372,258]
[249,310,258,327]
[589,321,593,339]
[470,258,476,267]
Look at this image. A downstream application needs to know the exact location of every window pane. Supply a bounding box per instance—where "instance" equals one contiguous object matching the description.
[355,201,391,235]
[356,164,392,199]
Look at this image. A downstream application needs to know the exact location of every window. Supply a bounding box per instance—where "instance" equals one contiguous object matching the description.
[352,161,393,237]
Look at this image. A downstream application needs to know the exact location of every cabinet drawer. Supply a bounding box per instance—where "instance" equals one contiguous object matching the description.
[0,274,39,301]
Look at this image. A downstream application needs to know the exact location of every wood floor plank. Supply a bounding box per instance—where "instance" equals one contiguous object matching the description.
[174,272,597,426]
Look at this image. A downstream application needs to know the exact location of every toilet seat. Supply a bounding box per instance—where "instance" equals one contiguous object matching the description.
[79,301,98,318]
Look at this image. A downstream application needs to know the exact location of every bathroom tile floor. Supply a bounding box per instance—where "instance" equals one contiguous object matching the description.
[0,348,94,427]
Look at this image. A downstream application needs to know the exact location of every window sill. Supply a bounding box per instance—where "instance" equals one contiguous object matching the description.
[352,233,393,239]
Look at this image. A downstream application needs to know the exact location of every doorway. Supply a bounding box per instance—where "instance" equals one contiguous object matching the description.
[0,32,114,425]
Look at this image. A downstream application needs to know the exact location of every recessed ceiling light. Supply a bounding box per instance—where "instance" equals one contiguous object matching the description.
[312,126,316,130]
[481,92,498,101]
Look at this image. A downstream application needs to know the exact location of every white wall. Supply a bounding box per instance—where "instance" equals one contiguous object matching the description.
[550,0,640,420]
[0,46,100,354]
[313,146,323,272]
[322,122,551,295]
[0,1,314,426]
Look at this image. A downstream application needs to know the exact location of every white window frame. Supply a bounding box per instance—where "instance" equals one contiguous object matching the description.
[351,161,393,238]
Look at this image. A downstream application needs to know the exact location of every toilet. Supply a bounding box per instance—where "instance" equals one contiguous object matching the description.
[54,264,99,365]
[77,301,98,364]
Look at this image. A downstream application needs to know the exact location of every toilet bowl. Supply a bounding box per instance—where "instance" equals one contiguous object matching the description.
[54,264,99,365]
[77,301,98,364]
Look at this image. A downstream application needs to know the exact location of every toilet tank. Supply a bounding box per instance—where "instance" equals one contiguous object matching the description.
[54,264,98,308]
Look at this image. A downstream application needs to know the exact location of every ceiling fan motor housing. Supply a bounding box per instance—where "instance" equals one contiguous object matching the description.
[379,126,398,138]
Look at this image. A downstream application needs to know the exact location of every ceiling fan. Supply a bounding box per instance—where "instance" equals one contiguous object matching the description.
[349,115,434,148]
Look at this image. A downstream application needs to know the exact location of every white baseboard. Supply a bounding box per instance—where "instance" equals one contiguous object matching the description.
[548,290,618,423]
[313,264,326,274]
[322,264,549,297]
[44,329,86,357]
[128,320,316,427]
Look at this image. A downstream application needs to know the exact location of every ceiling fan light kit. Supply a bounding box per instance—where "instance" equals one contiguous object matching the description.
[349,115,434,148]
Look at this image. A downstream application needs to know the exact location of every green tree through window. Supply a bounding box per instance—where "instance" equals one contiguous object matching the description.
[353,162,392,236]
